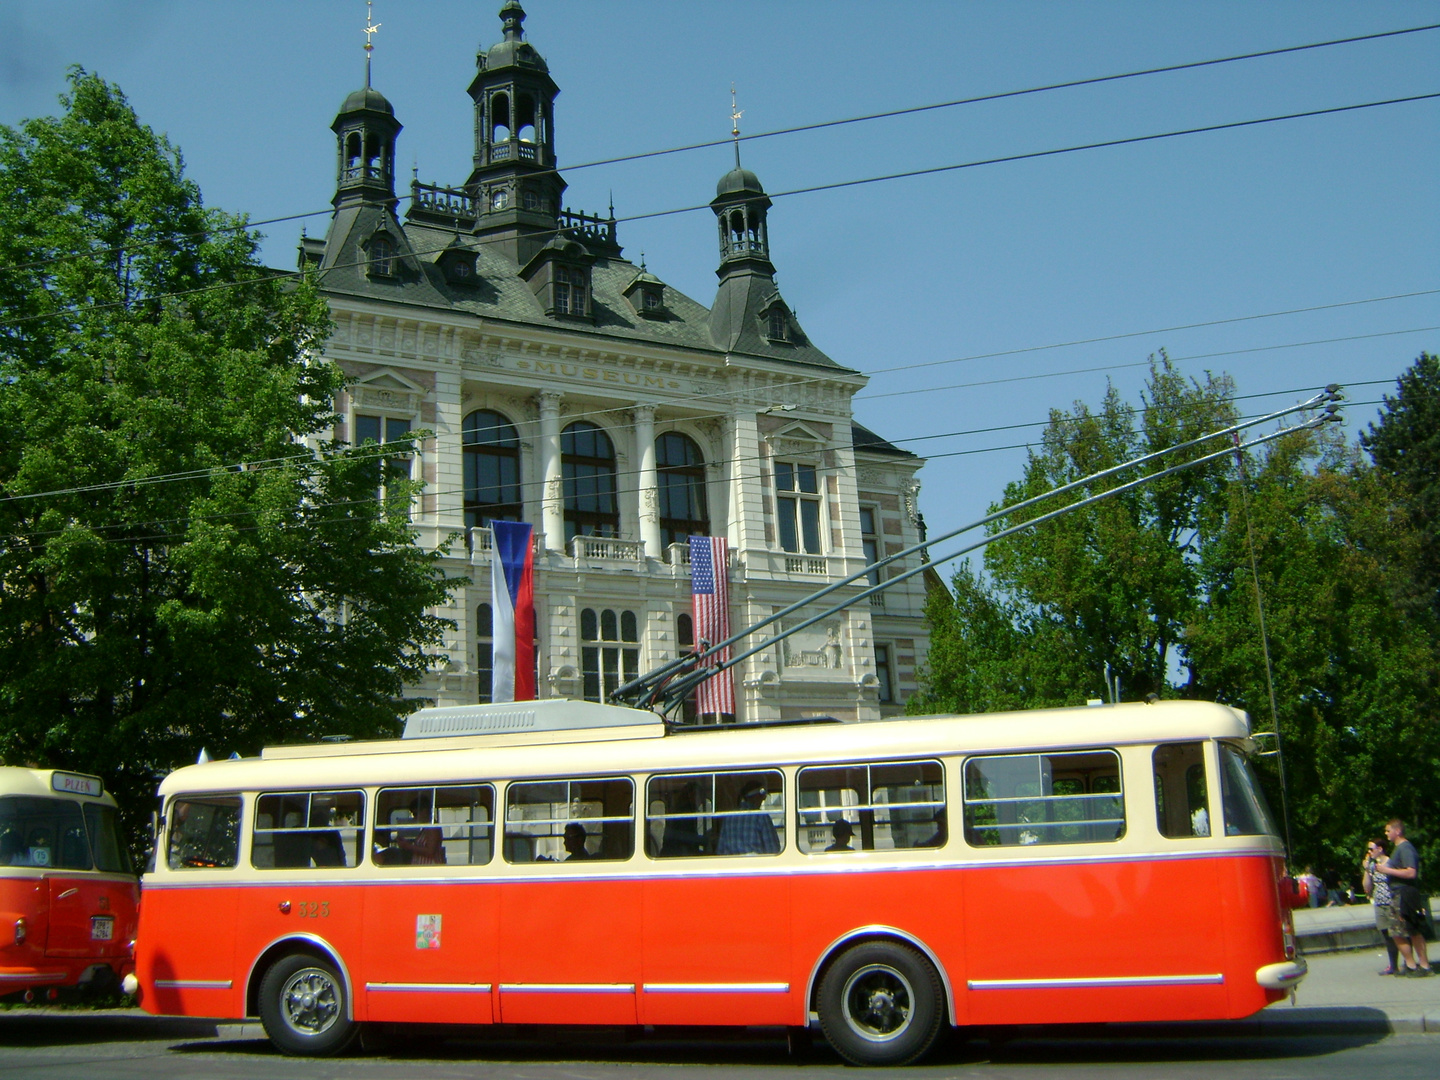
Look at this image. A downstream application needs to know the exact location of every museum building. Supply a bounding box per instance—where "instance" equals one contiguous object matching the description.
[300,2,929,721]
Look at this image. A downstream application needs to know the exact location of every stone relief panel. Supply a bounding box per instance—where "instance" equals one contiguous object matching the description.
[780,619,845,671]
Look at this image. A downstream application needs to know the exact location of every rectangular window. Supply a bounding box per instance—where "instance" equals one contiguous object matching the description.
[354,414,414,506]
[375,785,495,867]
[580,607,639,703]
[775,461,822,554]
[503,777,633,863]
[0,796,91,870]
[874,644,894,704]
[253,790,365,869]
[166,795,242,870]
[646,769,784,858]
[797,760,945,854]
[963,750,1124,847]
[1153,742,1211,838]
[1218,743,1280,837]
[859,506,882,587]
[83,803,134,874]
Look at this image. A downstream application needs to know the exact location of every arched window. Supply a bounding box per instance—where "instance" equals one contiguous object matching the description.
[562,421,618,542]
[657,432,708,548]
[463,410,522,530]
[516,94,537,143]
[675,611,697,724]
[490,92,511,142]
[344,132,361,179]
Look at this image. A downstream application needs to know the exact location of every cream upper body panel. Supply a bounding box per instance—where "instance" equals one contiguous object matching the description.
[156,700,1249,797]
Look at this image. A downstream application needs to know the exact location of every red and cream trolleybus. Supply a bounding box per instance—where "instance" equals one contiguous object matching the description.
[129,697,1305,1065]
[0,767,139,999]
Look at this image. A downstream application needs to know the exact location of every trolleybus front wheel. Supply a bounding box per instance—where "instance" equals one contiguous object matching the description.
[258,953,358,1057]
[817,941,944,1066]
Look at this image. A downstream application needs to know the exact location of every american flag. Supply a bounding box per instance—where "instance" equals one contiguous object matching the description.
[689,536,734,718]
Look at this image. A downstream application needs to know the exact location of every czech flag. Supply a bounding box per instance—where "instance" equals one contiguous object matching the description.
[491,520,536,702]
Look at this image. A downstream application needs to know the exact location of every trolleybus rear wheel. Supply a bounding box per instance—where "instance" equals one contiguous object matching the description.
[259,953,357,1057]
[817,940,944,1066]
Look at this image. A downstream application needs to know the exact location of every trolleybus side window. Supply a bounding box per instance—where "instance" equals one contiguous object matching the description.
[167,795,242,870]
[504,777,633,863]
[963,750,1124,847]
[797,760,946,853]
[1218,743,1280,837]
[252,790,365,869]
[646,769,784,858]
[0,796,90,869]
[1153,742,1211,838]
[374,785,494,867]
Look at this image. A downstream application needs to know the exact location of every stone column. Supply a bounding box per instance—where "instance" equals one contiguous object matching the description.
[634,404,660,558]
[537,390,564,551]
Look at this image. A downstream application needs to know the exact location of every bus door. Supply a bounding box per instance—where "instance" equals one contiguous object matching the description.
[639,770,793,1027]
[146,794,245,1017]
[496,777,640,1025]
[363,785,499,1025]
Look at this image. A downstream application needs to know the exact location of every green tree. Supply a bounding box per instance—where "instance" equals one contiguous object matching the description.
[0,72,459,844]
[910,356,1238,713]
[1360,352,1440,616]
[1187,435,1440,875]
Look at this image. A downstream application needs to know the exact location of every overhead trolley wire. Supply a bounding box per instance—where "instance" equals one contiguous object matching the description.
[3,91,1438,327]
[2,21,1434,279]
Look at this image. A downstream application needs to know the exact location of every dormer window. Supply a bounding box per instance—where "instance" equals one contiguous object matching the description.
[555,266,588,316]
[767,309,788,342]
[368,236,396,278]
[643,291,661,312]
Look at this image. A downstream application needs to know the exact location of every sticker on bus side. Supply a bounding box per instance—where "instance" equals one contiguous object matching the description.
[416,915,441,950]
[52,772,104,798]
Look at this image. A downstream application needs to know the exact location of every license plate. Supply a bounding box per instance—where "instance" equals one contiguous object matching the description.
[90,916,114,942]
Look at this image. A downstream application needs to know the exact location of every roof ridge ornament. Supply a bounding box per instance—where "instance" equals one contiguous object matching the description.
[364,1,382,88]
[730,83,744,169]
[500,0,526,42]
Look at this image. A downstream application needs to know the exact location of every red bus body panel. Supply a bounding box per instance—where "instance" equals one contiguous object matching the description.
[0,872,137,992]
[136,851,1286,1028]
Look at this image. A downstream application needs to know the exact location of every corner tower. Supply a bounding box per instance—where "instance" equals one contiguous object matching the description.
[465,2,565,253]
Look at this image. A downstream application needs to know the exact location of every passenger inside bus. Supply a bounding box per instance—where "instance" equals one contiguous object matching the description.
[563,822,591,860]
[716,780,781,855]
[826,819,854,851]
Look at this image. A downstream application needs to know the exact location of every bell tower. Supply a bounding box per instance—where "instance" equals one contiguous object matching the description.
[330,6,401,210]
[465,1,565,249]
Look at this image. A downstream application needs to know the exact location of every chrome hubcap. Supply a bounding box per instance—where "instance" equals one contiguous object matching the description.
[842,963,914,1043]
[281,968,340,1037]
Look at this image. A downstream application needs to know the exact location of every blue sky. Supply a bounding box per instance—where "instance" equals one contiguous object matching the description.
[3,1,1437,551]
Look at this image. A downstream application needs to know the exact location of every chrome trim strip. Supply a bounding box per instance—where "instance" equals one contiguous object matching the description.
[0,972,66,983]
[805,925,958,1027]
[968,974,1225,990]
[155,978,233,990]
[136,846,1281,890]
[499,983,635,994]
[366,982,491,993]
[642,982,789,993]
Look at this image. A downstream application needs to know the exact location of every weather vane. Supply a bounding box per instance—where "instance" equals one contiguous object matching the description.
[364,1,382,87]
[730,83,744,167]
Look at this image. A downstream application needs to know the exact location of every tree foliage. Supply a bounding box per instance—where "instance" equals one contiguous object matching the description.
[0,71,459,843]
[912,356,1440,880]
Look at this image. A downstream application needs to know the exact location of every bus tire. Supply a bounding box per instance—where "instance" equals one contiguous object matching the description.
[258,953,358,1057]
[817,940,944,1067]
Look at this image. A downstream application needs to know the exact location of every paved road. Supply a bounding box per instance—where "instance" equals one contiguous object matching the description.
[0,948,1435,1080]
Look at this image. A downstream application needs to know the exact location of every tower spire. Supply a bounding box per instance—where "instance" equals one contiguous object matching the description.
[730,83,744,169]
[364,1,382,88]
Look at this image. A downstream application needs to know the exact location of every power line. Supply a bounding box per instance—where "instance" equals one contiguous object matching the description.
[4,22,1434,278]
[857,325,1440,401]
[0,393,1374,546]
[5,91,1438,331]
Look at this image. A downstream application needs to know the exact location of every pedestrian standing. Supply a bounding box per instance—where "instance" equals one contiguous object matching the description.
[1362,838,1400,975]
[1377,819,1434,977]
